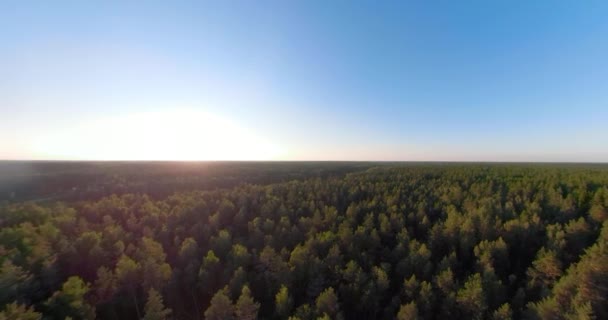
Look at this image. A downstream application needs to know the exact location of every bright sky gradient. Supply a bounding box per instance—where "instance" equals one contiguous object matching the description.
[2,1,608,161]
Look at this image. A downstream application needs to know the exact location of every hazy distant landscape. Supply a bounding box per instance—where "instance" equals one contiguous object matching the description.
[1,162,607,319]
[0,161,376,204]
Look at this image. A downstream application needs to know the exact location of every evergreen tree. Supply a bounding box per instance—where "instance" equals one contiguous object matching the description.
[204,288,234,320]
[0,303,41,320]
[315,287,339,319]
[44,276,95,320]
[491,303,512,320]
[235,285,259,320]
[142,288,171,320]
[275,285,293,318]
[456,273,485,320]
[396,302,419,320]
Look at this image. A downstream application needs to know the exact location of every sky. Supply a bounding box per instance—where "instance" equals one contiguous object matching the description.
[1,1,608,161]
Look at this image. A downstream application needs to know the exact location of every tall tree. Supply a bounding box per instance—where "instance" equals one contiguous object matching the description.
[315,287,340,319]
[396,302,419,320]
[115,254,142,318]
[491,303,512,320]
[235,285,259,320]
[0,303,41,320]
[275,285,293,319]
[204,288,234,320]
[44,276,96,320]
[142,288,171,320]
[456,273,486,320]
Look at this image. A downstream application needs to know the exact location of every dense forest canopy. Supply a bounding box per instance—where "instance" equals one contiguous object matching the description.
[1,162,607,319]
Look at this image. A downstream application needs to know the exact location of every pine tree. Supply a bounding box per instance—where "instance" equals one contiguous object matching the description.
[275,285,293,318]
[45,276,96,320]
[315,287,339,318]
[491,303,512,320]
[115,254,142,318]
[456,273,486,320]
[0,303,41,320]
[142,288,171,320]
[235,285,259,320]
[204,288,234,320]
[396,302,419,320]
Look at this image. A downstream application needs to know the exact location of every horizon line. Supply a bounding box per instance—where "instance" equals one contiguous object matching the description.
[1,159,608,164]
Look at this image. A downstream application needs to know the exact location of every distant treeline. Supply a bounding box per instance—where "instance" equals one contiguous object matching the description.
[0,161,376,203]
[1,164,607,319]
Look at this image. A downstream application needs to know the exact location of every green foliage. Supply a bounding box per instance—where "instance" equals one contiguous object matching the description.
[0,261,32,306]
[456,273,486,320]
[315,287,339,318]
[527,247,562,298]
[44,276,95,320]
[199,250,222,296]
[529,221,608,319]
[275,285,293,318]
[396,302,419,320]
[0,303,41,320]
[2,164,608,319]
[204,288,234,320]
[115,255,140,288]
[491,303,512,320]
[235,285,259,320]
[142,288,171,320]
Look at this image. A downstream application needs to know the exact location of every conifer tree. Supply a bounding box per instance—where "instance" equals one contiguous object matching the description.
[142,288,171,320]
[235,285,259,320]
[204,288,234,320]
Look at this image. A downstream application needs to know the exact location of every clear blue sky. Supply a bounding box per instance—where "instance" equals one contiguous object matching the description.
[2,1,607,161]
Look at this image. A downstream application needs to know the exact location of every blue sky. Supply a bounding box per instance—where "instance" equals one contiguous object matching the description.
[1,1,607,161]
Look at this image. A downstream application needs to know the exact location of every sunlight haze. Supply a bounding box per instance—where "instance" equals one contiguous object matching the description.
[30,109,284,161]
[1,1,608,161]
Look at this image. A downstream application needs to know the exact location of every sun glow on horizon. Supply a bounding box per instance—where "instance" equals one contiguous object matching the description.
[30,109,285,161]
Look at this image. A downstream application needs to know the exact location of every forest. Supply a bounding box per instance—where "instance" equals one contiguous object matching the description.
[1,162,607,319]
